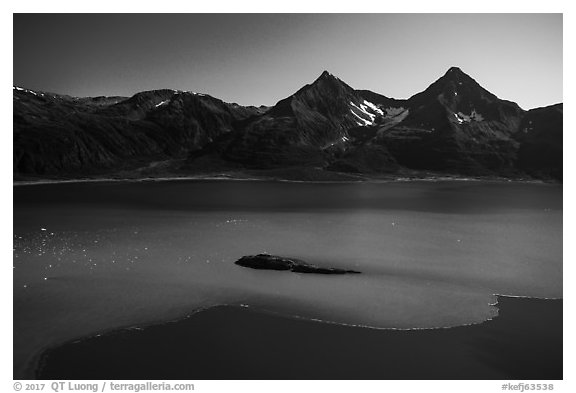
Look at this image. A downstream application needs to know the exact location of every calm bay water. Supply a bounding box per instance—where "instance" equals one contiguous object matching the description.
[13,180,562,378]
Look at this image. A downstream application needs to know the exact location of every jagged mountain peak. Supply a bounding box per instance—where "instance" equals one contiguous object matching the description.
[408,66,503,109]
[269,71,356,114]
[315,70,341,82]
[442,67,477,81]
[445,66,464,74]
[13,68,562,181]
[295,70,355,98]
[435,66,480,87]
[309,70,345,86]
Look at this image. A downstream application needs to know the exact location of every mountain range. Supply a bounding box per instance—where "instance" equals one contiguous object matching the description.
[13,67,562,181]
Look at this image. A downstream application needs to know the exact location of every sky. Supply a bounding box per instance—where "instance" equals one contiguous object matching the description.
[13,13,562,109]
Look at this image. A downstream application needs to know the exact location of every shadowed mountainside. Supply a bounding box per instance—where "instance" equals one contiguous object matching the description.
[13,87,264,176]
[13,68,562,181]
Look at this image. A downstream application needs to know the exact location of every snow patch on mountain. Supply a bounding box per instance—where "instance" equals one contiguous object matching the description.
[351,109,373,126]
[13,86,44,97]
[453,109,484,124]
[350,102,375,120]
[362,100,384,116]
[155,100,170,108]
[350,100,383,126]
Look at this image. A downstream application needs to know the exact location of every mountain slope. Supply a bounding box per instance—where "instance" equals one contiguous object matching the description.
[217,71,391,168]
[13,67,563,181]
[514,103,563,180]
[373,67,526,175]
[13,87,262,176]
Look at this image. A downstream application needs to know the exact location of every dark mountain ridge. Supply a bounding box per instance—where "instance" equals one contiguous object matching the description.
[13,67,562,181]
[13,87,263,176]
[373,67,528,175]
[218,71,387,167]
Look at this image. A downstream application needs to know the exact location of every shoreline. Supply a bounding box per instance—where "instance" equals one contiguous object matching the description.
[34,295,562,380]
[13,173,552,187]
[19,293,562,380]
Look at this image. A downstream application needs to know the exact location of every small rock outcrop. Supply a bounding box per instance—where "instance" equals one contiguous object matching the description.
[235,254,361,275]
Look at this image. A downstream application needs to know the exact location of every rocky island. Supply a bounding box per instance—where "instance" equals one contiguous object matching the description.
[235,254,361,275]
